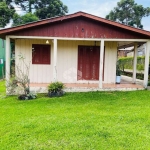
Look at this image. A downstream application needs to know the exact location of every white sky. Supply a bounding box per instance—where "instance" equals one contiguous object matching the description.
[62,0,150,31]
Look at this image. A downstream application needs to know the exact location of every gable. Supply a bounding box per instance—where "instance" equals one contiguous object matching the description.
[0,12,150,39]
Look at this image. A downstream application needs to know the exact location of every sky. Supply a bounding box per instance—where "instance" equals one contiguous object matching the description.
[5,0,150,31]
[62,0,150,31]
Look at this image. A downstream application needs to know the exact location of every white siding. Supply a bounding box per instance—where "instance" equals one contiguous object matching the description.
[15,39,53,83]
[15,39,117,84]
[57,40,99,83]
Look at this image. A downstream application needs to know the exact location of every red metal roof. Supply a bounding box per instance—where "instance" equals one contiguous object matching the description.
[0,11,150,38]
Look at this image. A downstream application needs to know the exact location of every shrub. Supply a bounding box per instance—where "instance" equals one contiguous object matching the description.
[48,82,65,97]
[18,92,37,100]
[48,82,64,92]
[116,64,121,76]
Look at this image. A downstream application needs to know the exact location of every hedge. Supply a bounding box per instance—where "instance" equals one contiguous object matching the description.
[118,56,146,71]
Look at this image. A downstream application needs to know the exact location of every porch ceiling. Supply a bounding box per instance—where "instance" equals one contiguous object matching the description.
[117,41,145,49]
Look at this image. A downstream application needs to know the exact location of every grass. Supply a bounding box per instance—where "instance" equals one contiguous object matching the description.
[0,81,150,149]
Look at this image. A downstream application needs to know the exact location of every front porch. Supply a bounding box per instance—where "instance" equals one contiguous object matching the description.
[4,37,149,94]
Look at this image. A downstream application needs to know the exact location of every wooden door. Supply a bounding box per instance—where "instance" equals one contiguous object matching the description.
[78,46,100,80]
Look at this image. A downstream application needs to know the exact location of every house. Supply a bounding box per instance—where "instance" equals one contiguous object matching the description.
[118,44,147,57]
[126,44,146,57]
[0,11,150,92]
[118,47,134,57]
[0,39,5,79]
[137,44,146,56]
[0,39,14,79]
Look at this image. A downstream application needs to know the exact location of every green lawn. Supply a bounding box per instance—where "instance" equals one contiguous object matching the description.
[0,81,150,149]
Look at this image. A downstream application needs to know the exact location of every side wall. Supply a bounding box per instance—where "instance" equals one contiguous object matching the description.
[15,39,117,84]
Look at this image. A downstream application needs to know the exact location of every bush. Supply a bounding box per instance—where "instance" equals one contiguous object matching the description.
[118,56,146,71]
[48,82,65,97]
[48,82,64,92]
[116,63,121,76]
[18,92,37,100]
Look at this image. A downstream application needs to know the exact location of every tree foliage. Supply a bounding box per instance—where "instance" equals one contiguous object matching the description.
[35,0,68,19]
[12,13,39,26]
[0,1,15,27]
[14,0,38,13]
[0,0,68,27]
[13,0,68,19]
[106,0,150,29]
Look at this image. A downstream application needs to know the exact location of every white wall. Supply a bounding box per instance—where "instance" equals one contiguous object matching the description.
[15,39,53,83]
[15,39,117,84]
[57,40,99,83]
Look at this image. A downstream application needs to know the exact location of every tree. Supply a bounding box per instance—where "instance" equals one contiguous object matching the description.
[0,0,37,13]
[35,0,68,19]
[13,0,68,19]
[0,0,14,8]
[1,0,68,27]
[106,0,150,29]
[7,56,37,100]
[12,13,39,26]
[14,0,37,13]
[0,1,15,27]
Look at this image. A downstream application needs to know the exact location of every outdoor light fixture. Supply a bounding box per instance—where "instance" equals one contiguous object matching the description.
[46,40,49,44]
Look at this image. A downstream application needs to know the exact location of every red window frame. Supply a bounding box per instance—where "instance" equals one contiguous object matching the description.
[32,44,51,65]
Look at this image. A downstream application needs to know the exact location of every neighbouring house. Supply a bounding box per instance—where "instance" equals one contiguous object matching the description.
[126,44,146,57]
[137,44,146,56]
[0,11,150,92]
[118,44,147,57]
[118,47,134,57]
[0,39,14,79]
[0,39,5,79]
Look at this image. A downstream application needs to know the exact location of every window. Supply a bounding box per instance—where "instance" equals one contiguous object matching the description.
[32,44,51,64]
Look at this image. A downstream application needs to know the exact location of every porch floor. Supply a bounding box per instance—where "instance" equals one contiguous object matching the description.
[30,76,144,93]
[30,83,143,89]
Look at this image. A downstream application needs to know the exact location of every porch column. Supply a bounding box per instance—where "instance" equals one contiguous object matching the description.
[132,43,138,83]
[144,40,150,88]
[6,36,11,86]
[53,38,57,82]
[99,39,104,88]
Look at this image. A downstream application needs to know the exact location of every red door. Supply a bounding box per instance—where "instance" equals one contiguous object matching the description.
[78,46,100,80]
